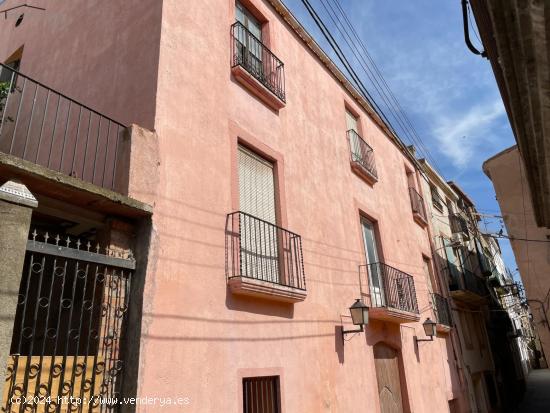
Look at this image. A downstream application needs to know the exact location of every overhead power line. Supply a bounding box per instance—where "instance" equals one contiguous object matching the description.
[490,234,550,244]
[325,0,444,174]
[296,0,444,177]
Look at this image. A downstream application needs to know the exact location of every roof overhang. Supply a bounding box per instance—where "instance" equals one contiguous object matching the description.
[469,0,550,228]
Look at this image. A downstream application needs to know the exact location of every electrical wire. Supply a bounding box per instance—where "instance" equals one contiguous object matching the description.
[490,234,550,244]
[466,2,483,47]
[317,0,444,175]
[327,0,444,175]
[296,0,438,181]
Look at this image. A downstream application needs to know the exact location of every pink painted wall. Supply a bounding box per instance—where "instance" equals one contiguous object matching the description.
[0,0,466,411]
[137,0,460,411]
[484,146,550,360]
[0,0,162,130]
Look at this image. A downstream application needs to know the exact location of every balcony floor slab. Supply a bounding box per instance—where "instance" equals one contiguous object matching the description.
[0,152,152,218]
[231,65,285,111]
[228,276,306,303]
[369,307,420,324]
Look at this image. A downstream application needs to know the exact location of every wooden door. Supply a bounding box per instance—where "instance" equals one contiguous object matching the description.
[238,145,279,282]
[374,343,404,413]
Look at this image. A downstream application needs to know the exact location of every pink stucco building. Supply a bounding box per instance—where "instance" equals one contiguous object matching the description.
[0,1,473,412]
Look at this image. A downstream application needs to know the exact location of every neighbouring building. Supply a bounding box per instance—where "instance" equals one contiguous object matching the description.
[419,159,533,412]
[419,160,494,412]
[495,269,537,378]
[463,0,550,364]
[484,148,550,364]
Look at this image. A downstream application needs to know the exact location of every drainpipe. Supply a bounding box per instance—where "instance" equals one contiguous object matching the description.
[461,0,488,58]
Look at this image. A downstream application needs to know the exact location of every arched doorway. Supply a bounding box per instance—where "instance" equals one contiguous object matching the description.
[374,342,405,413]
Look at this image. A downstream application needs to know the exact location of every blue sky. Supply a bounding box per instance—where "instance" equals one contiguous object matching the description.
[283,0,519,277]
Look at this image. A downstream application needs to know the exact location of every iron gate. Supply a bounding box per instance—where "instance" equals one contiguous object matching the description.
[2,230,134,413]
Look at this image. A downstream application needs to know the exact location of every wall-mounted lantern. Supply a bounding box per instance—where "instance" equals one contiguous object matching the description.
[342,299,369,342]
[415,318,437,344]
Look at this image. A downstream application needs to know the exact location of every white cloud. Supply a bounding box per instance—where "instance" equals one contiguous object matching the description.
[432,98,506,168]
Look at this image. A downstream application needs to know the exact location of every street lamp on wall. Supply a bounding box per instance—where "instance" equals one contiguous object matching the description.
[415,318,437,344]
[341,299,369,343]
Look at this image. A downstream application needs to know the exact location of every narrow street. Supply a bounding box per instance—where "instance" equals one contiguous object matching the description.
[514,369,550,412]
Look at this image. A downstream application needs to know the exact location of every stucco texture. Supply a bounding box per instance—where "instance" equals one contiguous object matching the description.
[134,0,459,411]
[0,0,465,411]
[484,146,550,360]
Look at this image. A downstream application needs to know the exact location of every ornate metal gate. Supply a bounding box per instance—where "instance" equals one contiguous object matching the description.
[2,230,134,413]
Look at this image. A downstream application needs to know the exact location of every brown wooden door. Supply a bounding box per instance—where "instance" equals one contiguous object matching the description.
[374,343,404,413]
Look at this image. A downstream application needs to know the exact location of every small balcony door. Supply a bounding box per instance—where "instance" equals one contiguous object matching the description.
[443,238,462,288]
[346,110,362,165]
[238,145,279,283]
[361,217,384,306]
[346,109,358,133]
[236,2,264,77]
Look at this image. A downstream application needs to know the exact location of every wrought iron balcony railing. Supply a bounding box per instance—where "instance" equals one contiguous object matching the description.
[365,262,419,314]
[0,63,126,191]
[477,251,493,277]
[347,129,377,180]
[464,268,488,296]
[450,213,469,235]
[450,267,487,298]
[432,293,452,326]
[409,187,427,223]
[431,187,444,211]
[225,211,306,290]
[231,21,285,102]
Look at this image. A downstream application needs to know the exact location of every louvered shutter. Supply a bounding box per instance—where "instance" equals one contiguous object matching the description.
[346,110,358,132]
[238,146,279,282]
[238,146,276,224]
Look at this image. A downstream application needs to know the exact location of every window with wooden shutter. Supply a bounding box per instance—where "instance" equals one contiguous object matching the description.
[238,145,279,283]
[235,2,263,78]
[345,109,358,132]
[238,146,276,223]
[242,376,281,413]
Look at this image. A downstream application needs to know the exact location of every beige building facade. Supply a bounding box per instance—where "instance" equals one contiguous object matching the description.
[484,146,550,362]
[419,160,498,413]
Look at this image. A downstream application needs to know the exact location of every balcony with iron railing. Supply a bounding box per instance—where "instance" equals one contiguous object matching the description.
[430,187,444,212]
[477,247,494,277]
[449,267,488,304]
[0,63,128,192]
[230,22,285,110]
[409,187,428,227]
[361,262,419,323]
[450,213,469,237]
[432,293,452,332]
[225,211,306,303]
[347,129,378,184]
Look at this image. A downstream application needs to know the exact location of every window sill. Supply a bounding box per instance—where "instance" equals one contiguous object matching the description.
[413,211,428,228]
[432,203,444,214]
[231,65,286,111]
[350,161,378,186]
[228,276,306,303]
[369,307,420,324]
